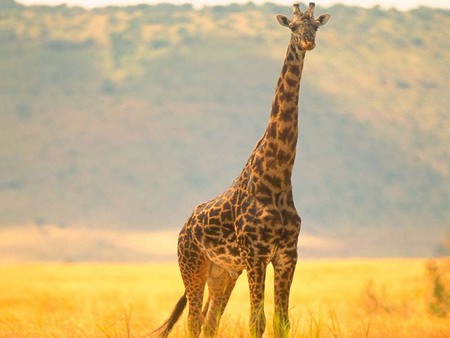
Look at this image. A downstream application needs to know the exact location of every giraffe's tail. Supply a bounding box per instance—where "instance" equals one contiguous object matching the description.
[151,292,187,338]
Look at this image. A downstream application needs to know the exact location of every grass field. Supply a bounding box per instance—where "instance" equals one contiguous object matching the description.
[0,259,448,337]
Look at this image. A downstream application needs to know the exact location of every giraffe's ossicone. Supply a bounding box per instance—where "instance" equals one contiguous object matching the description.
[153,3,330,338]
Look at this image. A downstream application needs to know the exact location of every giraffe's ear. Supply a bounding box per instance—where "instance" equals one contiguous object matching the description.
[276,15,291,27]
[315,14,331,26]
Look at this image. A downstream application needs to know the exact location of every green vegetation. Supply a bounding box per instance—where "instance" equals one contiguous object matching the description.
[427,260,450,318]
[0,1,449,258]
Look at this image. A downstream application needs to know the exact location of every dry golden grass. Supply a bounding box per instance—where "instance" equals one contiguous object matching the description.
[0,259,448,337]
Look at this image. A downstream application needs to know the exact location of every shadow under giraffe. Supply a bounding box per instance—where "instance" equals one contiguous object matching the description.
[153,3,330,337]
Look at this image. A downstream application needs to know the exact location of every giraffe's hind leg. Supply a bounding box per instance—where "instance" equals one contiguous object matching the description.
[178,230,208,338]
[203,263,241,337]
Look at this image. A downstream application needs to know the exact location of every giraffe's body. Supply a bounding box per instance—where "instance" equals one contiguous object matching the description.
[154,3,330,337]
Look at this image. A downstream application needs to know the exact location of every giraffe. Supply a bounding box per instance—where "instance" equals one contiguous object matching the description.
[153,3,330,337]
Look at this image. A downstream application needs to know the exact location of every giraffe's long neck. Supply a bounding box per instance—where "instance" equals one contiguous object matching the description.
[248,41,306,195]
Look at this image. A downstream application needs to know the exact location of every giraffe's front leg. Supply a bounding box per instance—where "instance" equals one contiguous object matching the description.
[272,246,298,338]
[246,260,268,338]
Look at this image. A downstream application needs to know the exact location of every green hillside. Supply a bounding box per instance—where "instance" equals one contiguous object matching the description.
[0,0,449,258]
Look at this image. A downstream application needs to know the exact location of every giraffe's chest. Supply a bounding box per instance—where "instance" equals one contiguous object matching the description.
[233,190,300,252]
[189,188,298,270]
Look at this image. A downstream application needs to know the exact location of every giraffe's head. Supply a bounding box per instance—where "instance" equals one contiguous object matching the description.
[277,3,330,51]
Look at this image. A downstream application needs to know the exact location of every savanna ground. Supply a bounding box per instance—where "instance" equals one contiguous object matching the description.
[0,259,448,337]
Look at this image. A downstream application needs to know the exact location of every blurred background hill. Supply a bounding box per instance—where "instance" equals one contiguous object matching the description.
[0,0,449,260]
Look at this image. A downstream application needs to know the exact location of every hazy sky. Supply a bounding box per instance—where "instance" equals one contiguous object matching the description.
[16,0,450,10]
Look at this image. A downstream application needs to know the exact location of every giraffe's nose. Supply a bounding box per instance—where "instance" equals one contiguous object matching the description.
[301,40,315,50]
